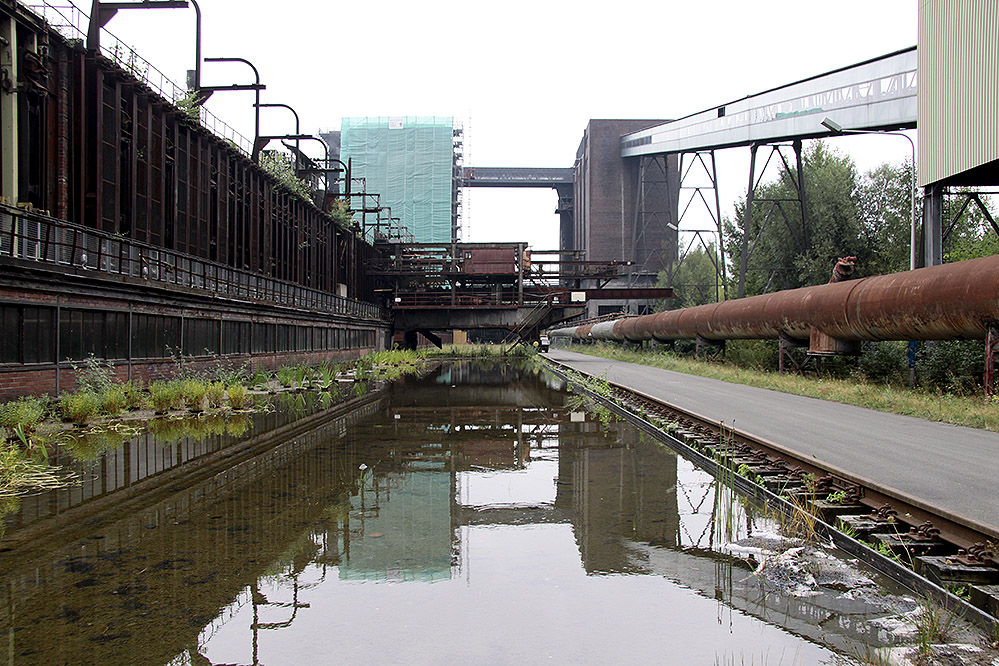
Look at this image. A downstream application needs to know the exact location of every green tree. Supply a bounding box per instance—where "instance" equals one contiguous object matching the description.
[657,242,724,309]
[942,192,999,262]
[856,159,915,275]
[726,141,864,295]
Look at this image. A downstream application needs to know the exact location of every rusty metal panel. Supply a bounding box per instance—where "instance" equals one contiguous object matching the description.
[918,0,999,185]
[461,247,517,275]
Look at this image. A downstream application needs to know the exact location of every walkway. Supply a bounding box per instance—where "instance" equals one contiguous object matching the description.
[547,348,999,537]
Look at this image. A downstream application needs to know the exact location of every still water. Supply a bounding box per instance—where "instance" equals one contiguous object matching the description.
[2,362,906,665]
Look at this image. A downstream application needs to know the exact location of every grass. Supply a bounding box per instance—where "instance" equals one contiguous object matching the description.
[568,343,999,431]
[149,381,180,414]
[59,391,102,425]
[913,600,954,658]
[0,396,47,438]
[181,379,207,412]
[226,384,253,410]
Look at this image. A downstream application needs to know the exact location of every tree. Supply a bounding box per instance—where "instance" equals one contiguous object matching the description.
[725,141,865,296]
[855,159,915,275]
[657,241,723,310]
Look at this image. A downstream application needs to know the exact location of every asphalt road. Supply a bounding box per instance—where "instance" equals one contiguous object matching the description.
[547,348,999,535]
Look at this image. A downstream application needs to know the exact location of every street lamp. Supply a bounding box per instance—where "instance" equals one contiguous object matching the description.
[256,103,301,171]
[255,134,351,202]
[86,0,188,50]
[202,57,265,161]
[820,117,918,272]
[821,117,919,387]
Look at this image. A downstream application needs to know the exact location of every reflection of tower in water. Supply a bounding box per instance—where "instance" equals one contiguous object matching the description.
[555,418,681,574]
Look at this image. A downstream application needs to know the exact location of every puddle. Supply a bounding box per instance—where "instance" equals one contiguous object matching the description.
[0,360,978,664]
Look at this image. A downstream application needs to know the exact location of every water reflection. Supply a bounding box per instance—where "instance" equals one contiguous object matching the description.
[0,361,898,665]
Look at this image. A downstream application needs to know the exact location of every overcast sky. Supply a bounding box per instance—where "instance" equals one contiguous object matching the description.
[89,0,919,250]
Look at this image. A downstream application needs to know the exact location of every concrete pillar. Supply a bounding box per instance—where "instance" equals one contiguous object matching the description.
[922,182,944,267]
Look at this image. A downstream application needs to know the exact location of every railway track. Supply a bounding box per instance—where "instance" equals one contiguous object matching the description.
[541,356,999,627]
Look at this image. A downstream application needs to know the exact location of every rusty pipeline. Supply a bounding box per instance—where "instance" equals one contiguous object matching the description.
[549,255,999,353]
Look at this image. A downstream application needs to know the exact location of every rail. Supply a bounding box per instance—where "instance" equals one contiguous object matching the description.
[543,355,999,628]
[0,205,383,320]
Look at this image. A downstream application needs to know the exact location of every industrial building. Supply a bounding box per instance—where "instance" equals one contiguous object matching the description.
[337,116,462,243]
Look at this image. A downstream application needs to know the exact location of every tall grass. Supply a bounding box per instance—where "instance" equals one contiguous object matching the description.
[573,343,999,431]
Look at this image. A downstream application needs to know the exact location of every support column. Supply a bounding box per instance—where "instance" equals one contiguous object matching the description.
[922,182,944,268]
[985,323,999,397]
[1,15,18,203]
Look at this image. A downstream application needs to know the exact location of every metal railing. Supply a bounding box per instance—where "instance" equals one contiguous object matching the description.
[20,1,255,155]
[0,205,384,320]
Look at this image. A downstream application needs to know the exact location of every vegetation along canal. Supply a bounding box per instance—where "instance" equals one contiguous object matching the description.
[2,359,994,665]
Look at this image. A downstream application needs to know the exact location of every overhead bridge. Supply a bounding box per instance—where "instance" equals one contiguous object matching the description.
[621,46,917,157]
[460,167,574,188]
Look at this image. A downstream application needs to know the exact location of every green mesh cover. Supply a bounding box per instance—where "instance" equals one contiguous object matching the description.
[341,116,454,243]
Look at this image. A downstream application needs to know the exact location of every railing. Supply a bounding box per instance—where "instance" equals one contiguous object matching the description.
[20,1,255,155]
[0,205,384,320]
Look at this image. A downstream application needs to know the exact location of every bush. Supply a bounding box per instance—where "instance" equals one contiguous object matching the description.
[226,384,253,410]
[101,385,129,416]
[72,354,117,394]
[206,381,226,408]
[0,396,47,437]
[148,381,179,414]
[918,340,983,393]
[858,341,907,383]
[725,340,777,371]
[60,392,102,425]
[181,379,207,412]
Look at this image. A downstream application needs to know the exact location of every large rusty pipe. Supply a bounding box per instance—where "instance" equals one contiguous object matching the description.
[549,255,999,347]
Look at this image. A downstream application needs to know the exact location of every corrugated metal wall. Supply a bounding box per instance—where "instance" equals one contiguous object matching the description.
[918,0,999,186]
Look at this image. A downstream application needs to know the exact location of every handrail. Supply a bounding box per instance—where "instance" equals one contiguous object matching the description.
[0,204,384,320]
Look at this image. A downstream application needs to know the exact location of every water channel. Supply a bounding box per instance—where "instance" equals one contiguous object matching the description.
[2,360,930,665]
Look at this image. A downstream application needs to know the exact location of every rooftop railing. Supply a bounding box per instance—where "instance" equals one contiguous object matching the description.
[20,1,255,155]
[0,204,384,320]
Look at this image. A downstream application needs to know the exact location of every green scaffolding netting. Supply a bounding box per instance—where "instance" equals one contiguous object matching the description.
[341,116,454,243]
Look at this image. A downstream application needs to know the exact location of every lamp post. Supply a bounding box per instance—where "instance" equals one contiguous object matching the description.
[86,0,188,50]
[255,135,351,202]
[202,57,265,161]
[821,117,919,387]
[256,103,300,172]
[820,117,917,272]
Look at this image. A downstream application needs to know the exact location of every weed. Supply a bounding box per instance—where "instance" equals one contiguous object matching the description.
[206,381,226,409]
[148,381,179,414]
[251,369,272,389]
[277,366,295,389]
[292,364,309,388]
[914,600,953,657]
[826,490,847,504]
[101,385,129,416]
[227,384,253,410]
[181,379,207,412]
[121,381,146,410]
[59,391,102,425]
[0,396,47,439]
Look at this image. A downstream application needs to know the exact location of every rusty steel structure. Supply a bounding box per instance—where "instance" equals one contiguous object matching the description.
[551,254,999,387]
[1,1,373,299]
[0,2,390,397]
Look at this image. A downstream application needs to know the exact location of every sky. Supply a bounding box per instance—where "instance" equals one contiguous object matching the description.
[71,0,919,250]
